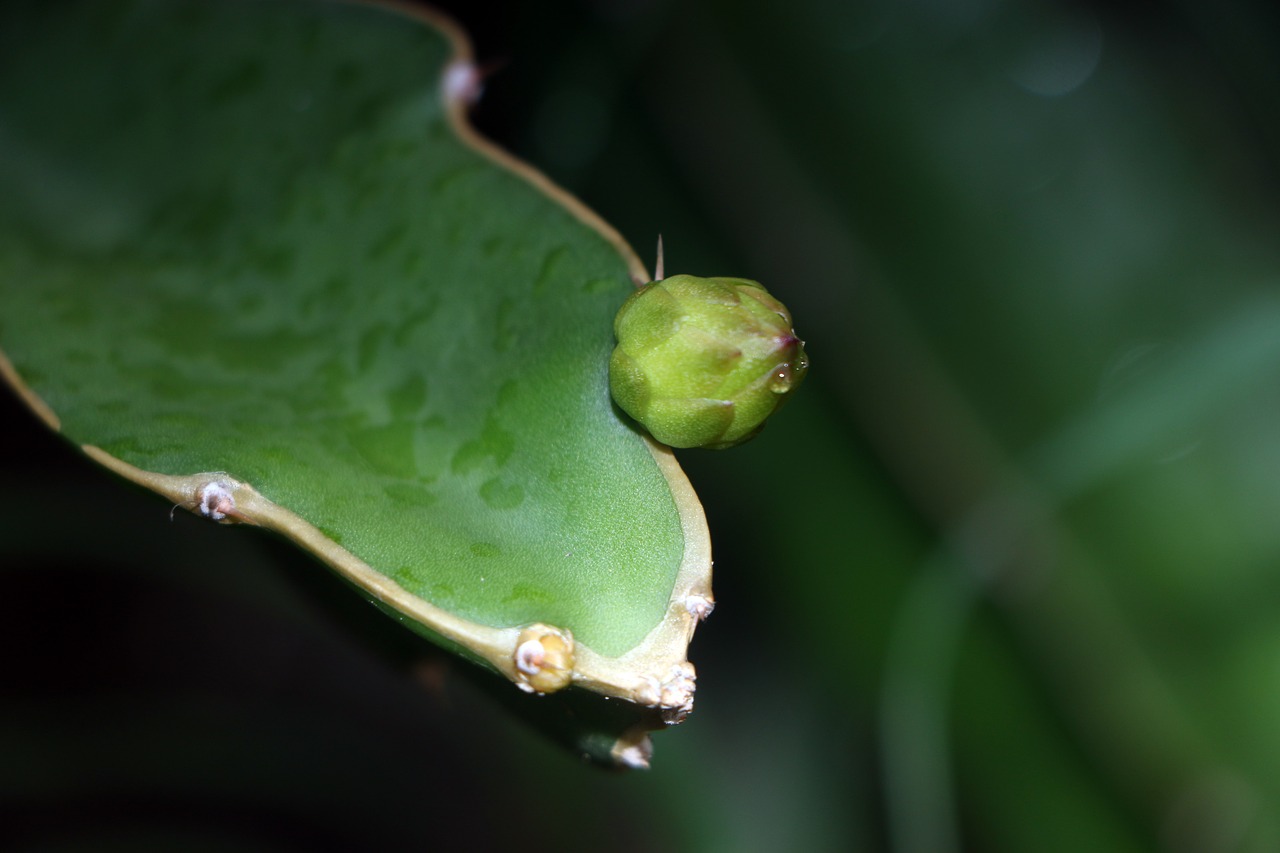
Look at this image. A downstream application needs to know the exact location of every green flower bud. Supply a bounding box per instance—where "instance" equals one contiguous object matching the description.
[609,274,808,449]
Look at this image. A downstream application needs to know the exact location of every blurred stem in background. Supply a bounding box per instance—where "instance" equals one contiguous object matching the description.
[454,0,1280,849]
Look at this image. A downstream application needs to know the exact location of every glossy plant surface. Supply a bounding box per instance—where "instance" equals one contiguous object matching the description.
[0,0,710,744]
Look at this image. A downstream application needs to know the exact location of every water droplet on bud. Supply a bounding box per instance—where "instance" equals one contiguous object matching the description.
[770,363,794,394]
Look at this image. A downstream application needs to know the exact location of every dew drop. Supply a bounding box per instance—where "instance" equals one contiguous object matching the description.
[769,363,794,394]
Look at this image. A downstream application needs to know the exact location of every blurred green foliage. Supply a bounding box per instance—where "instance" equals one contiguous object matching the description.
[5,0,1280,850]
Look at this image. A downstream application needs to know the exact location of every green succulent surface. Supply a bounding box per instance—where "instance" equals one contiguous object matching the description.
[0,0,707,685]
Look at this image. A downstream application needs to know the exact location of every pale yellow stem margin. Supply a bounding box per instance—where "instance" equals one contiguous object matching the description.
[0,0,714,758]
[0,349,60,431]
[371,0,652,286]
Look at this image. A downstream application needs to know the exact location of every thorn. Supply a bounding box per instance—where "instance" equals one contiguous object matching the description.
[192,478,256,525]
[654,234,665,281]
[443,59,483,108]
[515,638,547,677]
[198,482,236,520]
[219,506,256,524]
[684,592,715,621]
[442,57,508,110]
[658,661,697,724]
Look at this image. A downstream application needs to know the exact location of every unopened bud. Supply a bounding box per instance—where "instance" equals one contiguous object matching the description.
[609,275,808,449]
